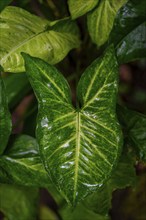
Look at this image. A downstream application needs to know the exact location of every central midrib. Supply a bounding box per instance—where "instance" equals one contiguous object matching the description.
[73,112,81,202]
[1,26,51,65]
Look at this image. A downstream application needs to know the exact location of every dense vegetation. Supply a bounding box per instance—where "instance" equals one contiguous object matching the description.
[0,0,146,219]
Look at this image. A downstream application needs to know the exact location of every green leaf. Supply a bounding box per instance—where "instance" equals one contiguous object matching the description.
[83,151,137,215]
[22,45,122,205]
[0,184,38,220]
[0,6,80,73]
[68,0,99,19]
[60,203,110,220]
[40,206,58,220]
[0,0,12,12]
[3,73,31,109]
[0,135,50,187]
[0,73,11,155]
[116,22,146,63]
[87,0,127,47]
[117,105,146,162]
[109,0,146,63]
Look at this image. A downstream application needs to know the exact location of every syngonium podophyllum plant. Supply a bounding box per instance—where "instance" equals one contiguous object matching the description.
[0,0,146,219]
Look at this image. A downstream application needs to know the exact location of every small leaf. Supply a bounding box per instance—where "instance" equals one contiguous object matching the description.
[0,135,50,187]
[0,6,80,73]
[87,0,127,47]
[0,184,38,220]
[23,45,122,205]
[109,0,146,63]
[0,73,11,155]
[0,0,12,12]
[117,105,146,162]
[68,0,99,19]
[3,73,31,109]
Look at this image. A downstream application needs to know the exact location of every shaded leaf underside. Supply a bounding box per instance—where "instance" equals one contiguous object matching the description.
[23,46,122,205]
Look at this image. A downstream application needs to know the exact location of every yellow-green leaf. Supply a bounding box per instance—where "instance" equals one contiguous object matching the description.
[0,6,80,73]
[87,0,127,47]
[68,0,99,19]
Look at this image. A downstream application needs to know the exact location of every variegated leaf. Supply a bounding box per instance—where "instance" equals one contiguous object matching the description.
[87,0,127,47]
[0,6,80,73]
[22,46,122,205]
[68,0,99,19]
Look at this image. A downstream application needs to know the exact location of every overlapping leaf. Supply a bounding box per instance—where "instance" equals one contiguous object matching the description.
[0,135,50,187]
[87,0,127,47]
[60,203,110,220]
[116,22,146,63]
[0,184,38,220]
[0,0,12,12]
[22,46,122,205]
[117,105,146,162]
[109,0,146,63]
[61,151,136,219]
[0,6,80,73]
[82,150,137,216]
[3,73,31,109]
[68,0,99,19]
[0,72,11,154]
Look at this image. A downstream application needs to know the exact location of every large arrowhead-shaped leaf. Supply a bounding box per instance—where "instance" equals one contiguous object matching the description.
[109,0,146,63]
[87,0,127,47]
[0,72,11,154]
[22,46,122,205]
[0,6,80,73]
[68,0,99,19]
[0,135,50,187]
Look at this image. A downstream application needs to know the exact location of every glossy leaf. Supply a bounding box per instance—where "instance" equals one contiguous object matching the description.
[109,0,146,46]
[87,0,127,47]
[0,135,50,187]
[116,22,146,63]
[0,0,12,12]
[68,0,99,19]
[84,151,137,215]
[109,0,146,63]
[117,105,146,162]
[22,45,122,205]
[0,184,38,220]
[3,73,31,109]
[0,73,11,155]
[0,6,80,73]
